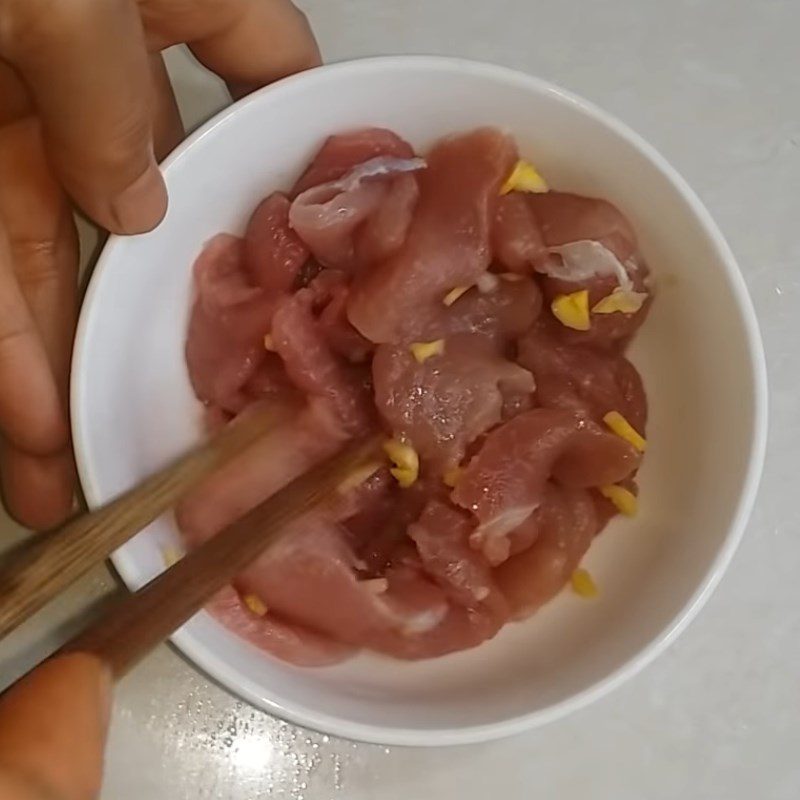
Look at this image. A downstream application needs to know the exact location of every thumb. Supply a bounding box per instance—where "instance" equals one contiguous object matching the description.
[0,654,112,800]
[0,0,167,234]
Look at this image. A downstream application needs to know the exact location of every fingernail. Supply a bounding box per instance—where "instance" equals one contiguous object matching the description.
[110,162,167,234]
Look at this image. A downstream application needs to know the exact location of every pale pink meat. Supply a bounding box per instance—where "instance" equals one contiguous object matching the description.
[235,511,449,645]
[528,192,651,348]
[182,127,654,665]
[243,192,309,294]
[291,128,416,195]
[495,483,599,617]
[419,275,542,345]
[518,317,647,431]
[373,335,534,471]
[289,159,424,271]
[409,500,507,616]
[492,193,548,273]
[452,408,639,564]
[185,234,275,410]
[369,601,505,660]
[528,191,638,260]
[207,586,354,667]
[347,128,518,343]
[270,287,372,435]
[355,173,420,266]
[311,271,374,364]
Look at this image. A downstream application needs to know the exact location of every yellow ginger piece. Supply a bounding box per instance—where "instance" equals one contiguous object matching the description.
[551,290,590,331]
[443,285,470,306]
[592,288,648,315]
[570,568,599,598]
[500,159,549,195]
[442,466,463,488]
[603,411,647,452]
[410,339,445,364]
[383,439,419,488]
[599,484,638,517]
[243,594,268,616]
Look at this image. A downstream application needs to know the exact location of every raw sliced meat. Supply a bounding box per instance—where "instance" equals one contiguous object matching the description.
[409,499,508,615]
[373,335,535,471]
[347,128,517,343]
[289,158,424,271]
[292,128,416,195]
[369,602,505,660]
[312,272,374,363]
[185,234,275,410]
[420,275,542,345]
[270,287,373,436]
[528,191,637,261]
[495,484,598,617]
[355,173,420,266]
[236,511,449,645]
[182,126,654,667]
[243,193,309,295]
[492,192,547,273]
[207,586,353,667]
[528,192,651,347]
[452,408,639,563]
[518,317,647,431]
[343,472,431,575]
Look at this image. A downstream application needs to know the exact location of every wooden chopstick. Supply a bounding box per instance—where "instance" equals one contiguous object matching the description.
[61,434,381,678]
[0,403,292,642]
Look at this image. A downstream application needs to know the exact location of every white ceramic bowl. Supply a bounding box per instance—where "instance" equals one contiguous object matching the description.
[72,56,767,746]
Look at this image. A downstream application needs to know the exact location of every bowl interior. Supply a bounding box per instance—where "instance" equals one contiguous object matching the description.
[72,57,765,745]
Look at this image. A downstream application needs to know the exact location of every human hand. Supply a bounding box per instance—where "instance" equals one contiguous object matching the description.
[0,0,320,530]
[0,655,111,800]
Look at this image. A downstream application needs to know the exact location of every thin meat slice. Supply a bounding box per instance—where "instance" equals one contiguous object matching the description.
[186,234,275,410]
[243,193,309,294]
[271,287,373,435]
[355,173,420,266]
[373,335,535,471]
[518,318,647,431]
[419,275,542,346]
[348,128,518,343]
[452,408,639,564]
[343,472,431,575]
[369,602,505,660]
[312,272,374,364]
[207,586,354,667]
[236,512,449,645]
[528,191,638,261]
[409,499,508,615]
[292,128,416,195]
[494,483,598,617]
[528,192,651,348]
[289,158,425,271]
[180,283,374,543]
[492,193,547,273]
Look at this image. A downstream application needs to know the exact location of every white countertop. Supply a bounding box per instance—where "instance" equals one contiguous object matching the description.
[2,0,798,797]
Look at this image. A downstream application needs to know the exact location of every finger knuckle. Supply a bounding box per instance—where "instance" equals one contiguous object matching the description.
[12,237,61,288]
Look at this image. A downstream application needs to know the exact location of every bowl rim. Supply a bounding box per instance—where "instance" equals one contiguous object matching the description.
[71,54,768,746]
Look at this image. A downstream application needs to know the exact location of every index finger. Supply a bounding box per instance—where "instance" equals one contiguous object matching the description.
[0,0,167,234]
[140,0,321,95]
[0,220,67,456]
